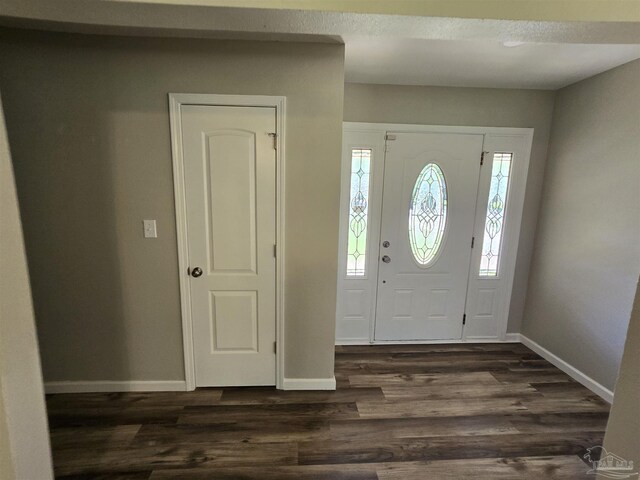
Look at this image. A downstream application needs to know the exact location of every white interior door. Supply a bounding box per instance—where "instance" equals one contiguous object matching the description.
[374,132,483,341]
[181,105,276,386]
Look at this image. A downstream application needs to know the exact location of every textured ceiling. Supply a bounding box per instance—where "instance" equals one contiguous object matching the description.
[345,37,640,89]
[2,2,640,45]
[2,2,640,89]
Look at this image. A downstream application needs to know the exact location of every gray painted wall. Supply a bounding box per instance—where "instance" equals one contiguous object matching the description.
[0,94,53,480]
[0,28,345,382]
[343,83,556,333]
[600,279,640,476]
[522,59,640,391]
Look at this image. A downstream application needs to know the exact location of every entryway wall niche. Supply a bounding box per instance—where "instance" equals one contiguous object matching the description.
[335,123,533,344]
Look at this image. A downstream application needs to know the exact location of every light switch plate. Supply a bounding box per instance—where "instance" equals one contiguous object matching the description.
[143,220,157,238]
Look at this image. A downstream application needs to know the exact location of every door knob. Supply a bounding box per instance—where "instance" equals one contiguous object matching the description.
[382,255,391,263]
[190,267,203,278]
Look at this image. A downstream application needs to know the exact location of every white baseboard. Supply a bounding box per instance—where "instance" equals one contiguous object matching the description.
[463,336,514,343]
[336,338,514,345]
[504,333,521,342]
[44,380,187,394]
[519,334,614,403]
[281,377,336,391]
[336,339,371,345]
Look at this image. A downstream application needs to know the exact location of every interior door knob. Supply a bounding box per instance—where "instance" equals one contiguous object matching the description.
[191,267,203,278]
[382,255,391,263]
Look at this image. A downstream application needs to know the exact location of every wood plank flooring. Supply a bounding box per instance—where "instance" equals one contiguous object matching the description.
[46,343,610,479]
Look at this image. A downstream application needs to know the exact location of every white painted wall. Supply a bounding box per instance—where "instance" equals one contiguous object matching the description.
[522,59,640,391]
[0,94,53,480]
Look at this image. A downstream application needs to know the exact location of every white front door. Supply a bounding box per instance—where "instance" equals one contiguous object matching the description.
[181,105,276,386]
[374,133,483,341]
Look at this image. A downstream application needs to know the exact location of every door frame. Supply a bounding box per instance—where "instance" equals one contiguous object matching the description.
[168,93,286,391]
[336,122,533,344]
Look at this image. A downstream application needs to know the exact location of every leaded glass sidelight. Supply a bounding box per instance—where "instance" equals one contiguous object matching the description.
[479,153,513,276]
[346,149,372,276]
[409,163,448,267]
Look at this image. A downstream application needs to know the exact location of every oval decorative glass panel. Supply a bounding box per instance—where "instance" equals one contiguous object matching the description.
[409,163,448,266]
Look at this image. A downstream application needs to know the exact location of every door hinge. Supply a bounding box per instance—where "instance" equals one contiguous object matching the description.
[385,134,396,153]
[268,133,277,150]
[471,236,475,249]
[480,151,487,166]
[273,244,277,258]
[274,341,277,354]
[463,314,467,325]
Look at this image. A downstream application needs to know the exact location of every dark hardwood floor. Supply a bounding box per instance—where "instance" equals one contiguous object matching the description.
[46,343,610,479]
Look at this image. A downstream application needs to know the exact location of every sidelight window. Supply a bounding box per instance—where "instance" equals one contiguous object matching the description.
[479,153,513,276]
[346,149,372,276]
